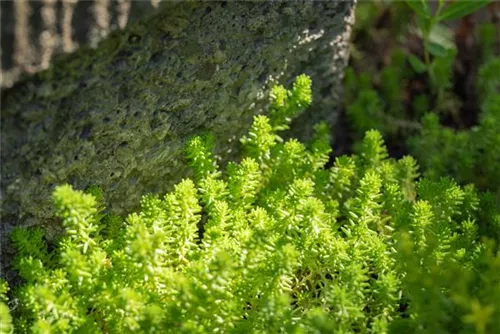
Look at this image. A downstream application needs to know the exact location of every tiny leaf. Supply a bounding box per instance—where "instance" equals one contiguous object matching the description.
[438,1,490,21]
[405,0,431,18]
[426,41,449,58]
[408,54,427,73]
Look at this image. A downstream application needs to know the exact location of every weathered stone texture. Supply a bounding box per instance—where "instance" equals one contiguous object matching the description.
[0,0,159,88]
[1,1,355,275]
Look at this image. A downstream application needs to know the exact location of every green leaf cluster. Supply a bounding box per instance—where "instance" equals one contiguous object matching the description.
[345,2,500,200]
[409,56,500,197]
[404,0,490,71]
[3,75,500,334]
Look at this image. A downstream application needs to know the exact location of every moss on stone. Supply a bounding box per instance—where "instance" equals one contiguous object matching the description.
[1,1,355,276]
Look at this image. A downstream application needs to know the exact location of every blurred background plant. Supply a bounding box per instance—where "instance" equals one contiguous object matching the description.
[341,0,500,201]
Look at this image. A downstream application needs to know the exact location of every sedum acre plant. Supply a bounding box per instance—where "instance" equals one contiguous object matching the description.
[2,75,500,333]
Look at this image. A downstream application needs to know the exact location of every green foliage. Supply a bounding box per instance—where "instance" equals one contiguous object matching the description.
[344,47,424,138]
[4,75,500,333]
[404,0,490,72]
[0,280,13,334]
[478,23,497,62]
[0,303,14,334]
[345,1,500,200]
[437,1,491,21]
[409,57,500,196]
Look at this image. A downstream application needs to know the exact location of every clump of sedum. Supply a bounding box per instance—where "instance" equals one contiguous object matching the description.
[2,75,499,334]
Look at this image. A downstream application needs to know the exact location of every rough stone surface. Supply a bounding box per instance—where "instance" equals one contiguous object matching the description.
[1,1,355,276]
[0,0,159,88]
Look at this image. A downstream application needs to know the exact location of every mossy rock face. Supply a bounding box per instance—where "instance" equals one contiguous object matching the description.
[1,1,355,274]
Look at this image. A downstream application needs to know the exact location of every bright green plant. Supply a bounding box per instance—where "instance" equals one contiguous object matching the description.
[3,75,500,333]
[1,280,13,334]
